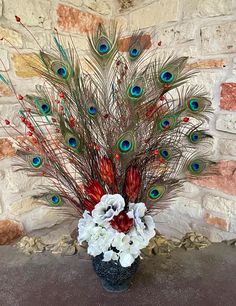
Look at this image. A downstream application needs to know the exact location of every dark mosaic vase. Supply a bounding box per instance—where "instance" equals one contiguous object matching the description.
[92,254,140,292]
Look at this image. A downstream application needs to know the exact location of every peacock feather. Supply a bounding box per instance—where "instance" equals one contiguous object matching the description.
[0,22,216,217]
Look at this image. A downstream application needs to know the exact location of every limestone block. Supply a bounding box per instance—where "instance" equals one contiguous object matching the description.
[38,219,78,245]
[155,211,192,240]
[0,219,24,244]
[183,0,233,18]
[25,31,52,50]
[0,49,9,71]
[129,0,178,30]
[0,26,23,48]
[55,34,89,53]
[9,198,39,216]
[189,70,225,99]
[203,194,236,216]
[0,0,2,16]
[216,113,236,134]
[19,205,75,232]
[156,23,197,48]
[83,0,112,15]
[11,53,41,78]
[57,4,103,33]
[218,138,236,157]
[201,21,236,55]
[115,16,128,32]
[172,197,203,219]
[4,0,51,28]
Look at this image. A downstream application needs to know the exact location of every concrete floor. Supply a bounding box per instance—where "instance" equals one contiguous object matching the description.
[0,243,235,306]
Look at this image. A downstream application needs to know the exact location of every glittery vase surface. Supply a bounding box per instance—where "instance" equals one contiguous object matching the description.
[92,253,140,292]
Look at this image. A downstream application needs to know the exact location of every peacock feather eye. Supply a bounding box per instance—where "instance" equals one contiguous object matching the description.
[96,37,111,55]
[188,131,202,144]
[188,159,205,174]
[129,85,143,98]
[148,185,166,200]
[40,103,51,114]
[129,48,139,58]
[68,137,78,148]
[189,99,199,111]
[159,114,177,131]
[116,131,136,154]
[161,119,170,129]
[46,193,63,207]
[160,148,170,160]
[52,195,60,204]
[160,70,174,83]
[88,106,97,117]
[31,156,43,168]
[119,139,132,152]
[56,66,68,79]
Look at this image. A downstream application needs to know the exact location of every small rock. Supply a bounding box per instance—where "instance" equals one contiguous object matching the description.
[50,236,76,256]
[17,236,46,254]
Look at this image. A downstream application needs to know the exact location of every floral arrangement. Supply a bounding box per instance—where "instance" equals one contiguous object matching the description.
[0,18,214,290]
[78,194,155,267]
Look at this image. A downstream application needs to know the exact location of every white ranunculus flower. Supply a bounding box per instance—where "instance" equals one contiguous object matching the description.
[78,210,96,244]
[92,194,125,226]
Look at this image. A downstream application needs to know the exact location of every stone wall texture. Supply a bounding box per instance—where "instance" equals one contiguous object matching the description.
[0,0,236,243]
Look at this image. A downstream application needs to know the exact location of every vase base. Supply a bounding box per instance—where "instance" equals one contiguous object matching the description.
[101,279,130,293]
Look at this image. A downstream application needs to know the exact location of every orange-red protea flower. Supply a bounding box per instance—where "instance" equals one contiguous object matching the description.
[110,211,133,233]
[84,180,105,204]
[124,166,141,202]
[99,157,114,186]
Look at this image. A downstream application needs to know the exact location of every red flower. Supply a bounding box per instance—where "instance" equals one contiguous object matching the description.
[84,180,105,204]
[124,166,141,202]
[99,157,114,186]
[110,211,133,233]
[84,199,95,213]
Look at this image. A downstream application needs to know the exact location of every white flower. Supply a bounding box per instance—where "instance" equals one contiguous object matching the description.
[129,202,155,242]
[77,195,156,268]
[87,227,115,256]
[103,250,119,262]
[77,210,95,244]
[92,194,125,226]
[119,252,135,267]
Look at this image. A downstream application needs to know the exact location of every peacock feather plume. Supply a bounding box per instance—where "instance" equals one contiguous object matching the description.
[0,23,216,216]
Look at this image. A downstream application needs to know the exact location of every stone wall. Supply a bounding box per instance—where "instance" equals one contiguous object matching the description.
[0,0,235,243]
